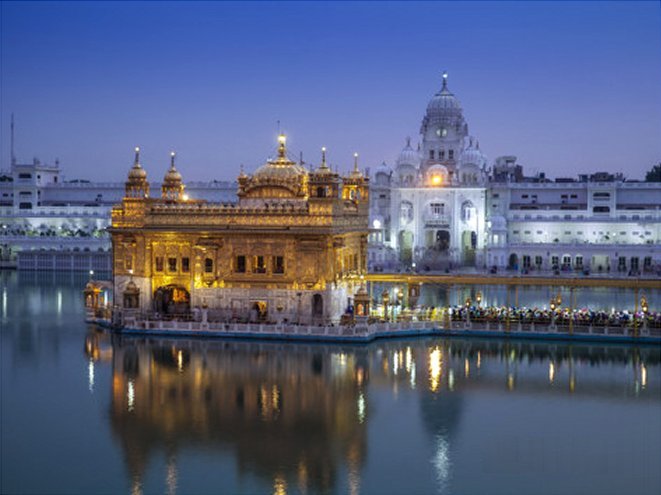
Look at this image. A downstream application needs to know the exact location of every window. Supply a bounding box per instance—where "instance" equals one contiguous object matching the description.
[273,256,285,274]
[562,255,571,266]
[19,202,32,209]
[204,257,213,273]
[535,256,543,267]
[236,255,246,273]
[536,230,543,235]
[18,173,32,179]
[522,194,529,199]
[492,193,500,198]
[430,202,445,216]
[551,256,559,267]
[593,206,610,213]
[253,255,266,273]
[429,150,435,160]
[168,257,177,272]
[155,257,164,272]
[570,194,577,199]
[575,256,583,268]
[439,150,445,160]
[19,191,32,196]
[564,231,571,235]
[448,149,454,160]
[561,194,568,199]
[513,230,520,235]
[593,192,610,199]
[182,257,190,272]
[524,230,531,235]
[125,255,133,271]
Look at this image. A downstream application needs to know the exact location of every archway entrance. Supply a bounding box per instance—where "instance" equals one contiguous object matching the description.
[312,294,324,318]
[153,285,190,315]
[508,253,518,270]
[436,230,450,251]
[462,230,476,264]
[251,301,268,322]
[398,231,413,264]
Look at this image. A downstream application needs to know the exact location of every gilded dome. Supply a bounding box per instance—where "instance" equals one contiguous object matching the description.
[163,152,183,185]
[128,147,147,180]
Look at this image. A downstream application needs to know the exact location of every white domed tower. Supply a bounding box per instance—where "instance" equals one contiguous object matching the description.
[458,137,487,185]
[395,137,420,186]
[419,73,468,181]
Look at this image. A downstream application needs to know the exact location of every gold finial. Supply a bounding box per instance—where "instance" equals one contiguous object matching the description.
[353,152,359,172]
[134,146,140,165]
[277,134,287,159]
[321,147,327,166]
[170,151,176,168]
[442,71,448,91]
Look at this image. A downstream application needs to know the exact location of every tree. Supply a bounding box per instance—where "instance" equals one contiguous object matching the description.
[645,163,661,182]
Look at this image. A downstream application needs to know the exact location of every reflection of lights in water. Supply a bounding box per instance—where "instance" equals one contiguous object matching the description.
[1,287,6,318]
[177,350,184,372]
[432,435,451,487]
[273,474,287,495]
[549,362,555,384]
[393,351,399,376]
[131,478,143,495]
[410,362,416,389]
[641,364,647,388]
[272,385,280,410]
[166,454,177,495]
[347,444,362,495]
[569,375,576,393]
[464,358,470,378]
[477,351,481,369]
[509,349,516,362]
[357,392,366,424]
[57,290,62,315]
[127,380,135,411]
[507,373,514,391]
[297,461,308,494]
[448,369,455,391]
[405,347,413,373]
[429,347,442,392]
[88,359,95,393]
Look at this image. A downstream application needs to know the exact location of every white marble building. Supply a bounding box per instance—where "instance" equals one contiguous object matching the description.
[368,75,660,275]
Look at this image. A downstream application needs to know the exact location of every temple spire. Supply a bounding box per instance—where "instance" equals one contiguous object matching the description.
[277,134,287,160]
[134,146,141,166]
[441,71,448,91]
[170,151,176,169]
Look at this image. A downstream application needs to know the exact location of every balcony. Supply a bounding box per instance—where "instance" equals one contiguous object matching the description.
[423,213,450,227]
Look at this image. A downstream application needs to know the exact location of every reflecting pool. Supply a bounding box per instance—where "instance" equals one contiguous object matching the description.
[2,271,660,495]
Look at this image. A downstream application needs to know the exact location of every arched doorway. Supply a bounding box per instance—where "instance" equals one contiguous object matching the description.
[312,294,324,318]
[399,230,413,264]
[251,301,268,322]
[436,230,450,251]
[153,285,190,315]
[462,230,477,264]
[508,253,518,270]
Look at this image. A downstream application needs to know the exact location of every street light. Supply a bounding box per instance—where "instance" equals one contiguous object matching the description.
[382,290,390,322]
[641,294,649,331]
[476,291,482,307]
[465,297,472,326]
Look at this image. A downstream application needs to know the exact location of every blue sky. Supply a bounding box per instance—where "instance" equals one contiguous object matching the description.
[1,1,660,181]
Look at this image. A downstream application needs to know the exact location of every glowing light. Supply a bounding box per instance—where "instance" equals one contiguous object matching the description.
[464,358,470,378]
[410,362,416,389]
[182,193,189,201]
[88,359,95,393]
[57,290,62,315]
[641,364,647,388]
[429,347,442,392]
[477,351,481,369]
[127,379,135,411]
[277,134,287,145]
[170,151,176,158]
[353,152,358,158]
[431,175,442,186]
[549,362,556,384]
[405,347,413,373]
[134,146,140,153]
[177,350,184,372]
[448,369,455,391]
[357,392,366,424]
[569,374,576,393]
[321,146,326,152]
[273,474,287,495]
[1,288,5,319]
[507,373,514,391]
[393,351,400,376]
[372,219,382,229]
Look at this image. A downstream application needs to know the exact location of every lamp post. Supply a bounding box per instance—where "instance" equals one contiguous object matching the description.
[396,289,403,321]
[382,289,390,322]
[465,297,472,327]
[640,294,649,336]
[550,297,557,330]
[476,291,482,307]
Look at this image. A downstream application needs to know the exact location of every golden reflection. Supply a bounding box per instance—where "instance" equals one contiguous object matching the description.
[641,364,647,388]
[297,461,308,495]
[569,374,576,393]
[464,358,470,378]
[127,379,135,412]
[88,359,95,393]
[448,369,455,391]
[507,373,514,391]
[176,350,184,373]
[476,351,481,369]
[393,351,400,376]
[549,362,555,384]
[405,347,413,373]
[273,474,287,495]
[357,392,366,424]
[410,362,417,390]
[429,347,443,392]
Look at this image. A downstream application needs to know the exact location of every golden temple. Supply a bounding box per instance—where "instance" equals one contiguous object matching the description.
[109,135,369,324]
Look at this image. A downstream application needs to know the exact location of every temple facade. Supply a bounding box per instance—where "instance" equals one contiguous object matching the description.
[109,136,369,324]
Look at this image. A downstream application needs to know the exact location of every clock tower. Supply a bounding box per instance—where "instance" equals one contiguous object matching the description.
[419,73,468,181]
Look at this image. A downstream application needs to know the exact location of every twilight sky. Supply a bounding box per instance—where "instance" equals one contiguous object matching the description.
[1,1,660,182]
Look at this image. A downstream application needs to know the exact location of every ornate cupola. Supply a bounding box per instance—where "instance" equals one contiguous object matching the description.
[161,151,185,201]
[124,147,150,199]
[343,153,369,202]
[309,146,340,199]
[238,134,309,201]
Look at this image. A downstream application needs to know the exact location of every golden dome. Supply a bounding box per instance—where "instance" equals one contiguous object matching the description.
[128,147,147,180]
[163,152,183,185]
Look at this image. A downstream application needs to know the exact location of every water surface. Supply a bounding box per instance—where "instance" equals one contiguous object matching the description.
[1,271,660,495]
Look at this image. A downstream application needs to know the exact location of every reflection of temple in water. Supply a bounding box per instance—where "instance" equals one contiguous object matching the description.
[91,332,659,494]
[108,336,370,494]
